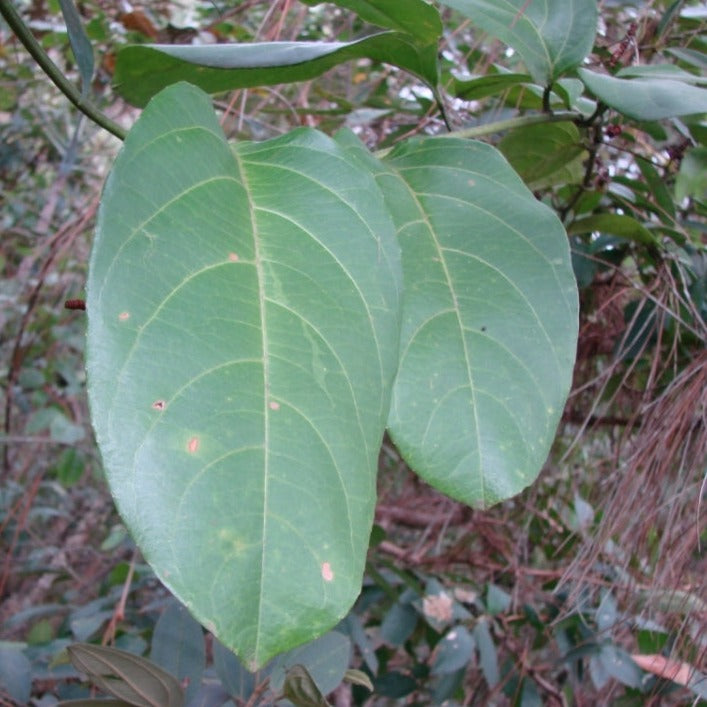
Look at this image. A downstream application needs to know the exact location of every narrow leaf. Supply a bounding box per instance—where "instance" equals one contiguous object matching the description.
[617,63,707,86]
[87,82,401,669]
[114,33,438,107]
[150,602,205,704]
[578,68,707,121]
[452,72,532,101]
[382,138,578,507]
[440,0,598,84]
[58,0,94,98]
[344,668,374,691]
[568,214,658,246]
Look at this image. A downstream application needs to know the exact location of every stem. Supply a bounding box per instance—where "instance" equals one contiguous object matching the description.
[0,0,126,140]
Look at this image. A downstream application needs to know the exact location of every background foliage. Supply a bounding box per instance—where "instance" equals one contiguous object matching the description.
[1,0,705,704]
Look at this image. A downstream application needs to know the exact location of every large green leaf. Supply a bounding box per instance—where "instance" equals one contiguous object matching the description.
[381,138,578,507]
[299,0,442,45]
[114,32,438,107]
[440,0,598,85]
[498,122,585,189]
[86,82,401,668]
[578,68,707,121]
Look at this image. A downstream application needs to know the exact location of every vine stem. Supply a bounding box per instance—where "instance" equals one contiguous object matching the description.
[0,0,126,141]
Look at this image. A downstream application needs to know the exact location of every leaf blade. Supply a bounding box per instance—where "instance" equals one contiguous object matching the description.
[382,138,578,507]
[440,0,598,84]
[86,83,401,668]
[114,33,438,107]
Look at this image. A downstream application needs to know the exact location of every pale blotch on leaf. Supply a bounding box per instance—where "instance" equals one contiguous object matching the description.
[321,562,334,582]
[118,311,130,321]
[152,400,166,411]
[228,252,239,262]
[188,436,200,454]
[423,592,453,623]
[269,401,280,411]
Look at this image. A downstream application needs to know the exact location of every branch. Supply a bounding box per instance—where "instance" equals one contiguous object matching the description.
[0,0,126,141]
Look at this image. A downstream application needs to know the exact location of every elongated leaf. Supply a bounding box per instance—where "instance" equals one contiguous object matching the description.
[498,122,585,189]
[66,644,184,707]
[114,33,438,107]
[617,63,707,86]
[58,0,94,98]
[86,83,402,668]
[452,72,532,101]
[382,138,578,507]
[299,0,442,45]
[578,68,707,121]
[150,602,205,704]
[568,214,658,246]
[440,0,598,85]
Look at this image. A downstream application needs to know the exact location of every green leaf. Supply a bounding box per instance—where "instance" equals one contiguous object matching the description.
[636,157,675,221]
[212,639,257,700]
[452,72,532,101]
[382,138,578,508]
[114,33,438,107]
[281,664,331,707]
[472,619,499,687]
[617,63,707,86]
[578,68,707,121]
[58,0,94,98]
[86,83,402,668]
[498,121,585,189]
[269,631,351,698]
[66,643,185,707]
[431,625,475,675]
[299,0,442,45]
[568,214,658,246]
[440,0,598,84]
[675,147,707,202]
[0,644,31,706]
[150,602,205,704]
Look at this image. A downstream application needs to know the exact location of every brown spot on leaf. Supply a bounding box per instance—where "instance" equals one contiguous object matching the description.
[228,252,239,262]
[118,311,130,321]
[188,437,199,454]
[321,562,334,582]
[152,400,166,411]
[269,401,280,411]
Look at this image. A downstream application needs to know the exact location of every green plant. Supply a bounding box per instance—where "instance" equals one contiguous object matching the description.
[2,0,705,703]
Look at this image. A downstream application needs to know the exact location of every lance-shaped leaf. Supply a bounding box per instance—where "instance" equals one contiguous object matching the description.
[299,0,442,45]
[114,32,438,107]
[578,68,707,121]
[440,0,598,85]
[86,82,402,668]
[382,138,578,507]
